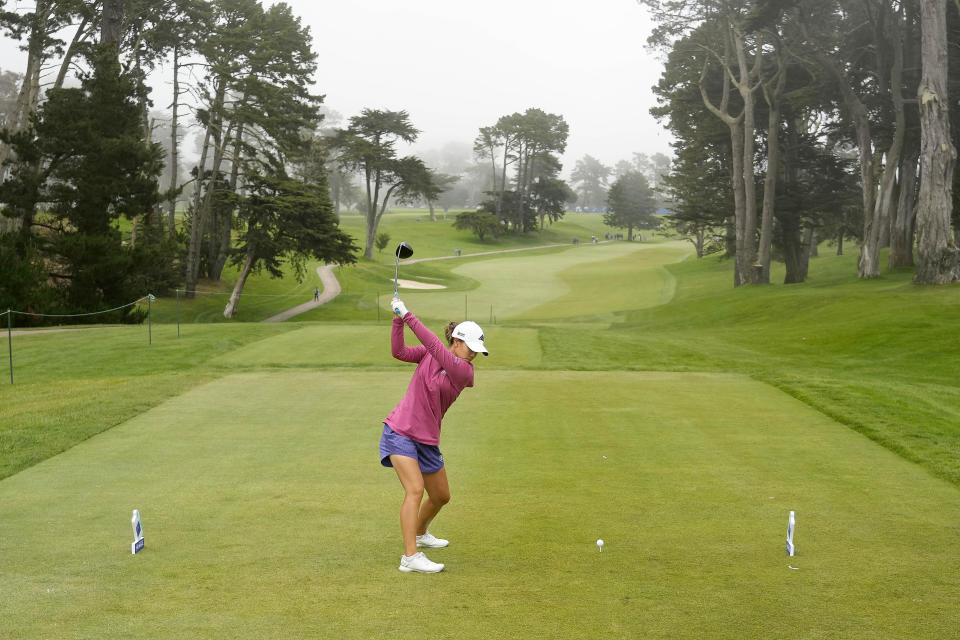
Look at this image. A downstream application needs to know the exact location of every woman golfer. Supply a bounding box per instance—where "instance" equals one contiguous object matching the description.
[380,297,488,573]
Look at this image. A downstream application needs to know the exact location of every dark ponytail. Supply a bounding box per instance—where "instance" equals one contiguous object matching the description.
[444,321,458,345]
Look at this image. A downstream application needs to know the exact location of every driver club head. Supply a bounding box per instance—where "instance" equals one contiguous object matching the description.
[395,242,414,260]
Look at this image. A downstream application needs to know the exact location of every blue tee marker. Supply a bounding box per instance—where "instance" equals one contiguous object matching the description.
[131,509,145,554]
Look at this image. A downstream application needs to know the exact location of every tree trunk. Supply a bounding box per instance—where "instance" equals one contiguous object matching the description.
[223,248,256,318]
[211,120,245,280]
[190,79,229,285]
[733,26,760,286]
[496,144,509,218]
[514,143,529,234]
[807,46,876,277]
[54,14,91,90]
[167,43,181,238]
[331,173,341,219]
[782,223,805,284]
[363,179,400,260]
[428,200,436,222]
[889,141,919,268]
[730,119,747,285]
[782,226,814,284]
[914,0,959,284]
[758,42,786,284]
[364,219,377,260]
[874,15,907,267]
[799,226,814,278]
[102,0,124,44]
[725,215,736,257]
[185,81,226,297]
[203,116,235,280]
[699,44,745,283]
[363,169,378,260]
[0,0,47,182]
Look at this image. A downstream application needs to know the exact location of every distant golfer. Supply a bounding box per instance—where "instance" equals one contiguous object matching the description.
[313,287,320,301]
[381,297,488,574]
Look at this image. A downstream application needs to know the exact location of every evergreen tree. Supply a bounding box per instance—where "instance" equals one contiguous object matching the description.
[333,109,439,259]
[222,172,357,317]
[604,172,658,241]
[0,45,172,320]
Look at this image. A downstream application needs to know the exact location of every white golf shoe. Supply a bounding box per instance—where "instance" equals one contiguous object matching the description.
[398,552,445,574]
[416,531,450,549]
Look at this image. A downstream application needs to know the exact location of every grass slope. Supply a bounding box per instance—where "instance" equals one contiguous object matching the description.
[536,250,960,484]
[1,370,957,638]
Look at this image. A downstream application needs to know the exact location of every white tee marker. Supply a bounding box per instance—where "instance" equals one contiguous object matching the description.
[786,511,796,557]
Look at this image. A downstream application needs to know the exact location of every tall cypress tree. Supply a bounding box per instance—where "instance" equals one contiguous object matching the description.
[0,44,173,319]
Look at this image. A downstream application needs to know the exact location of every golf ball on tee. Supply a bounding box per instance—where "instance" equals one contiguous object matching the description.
[597,539,604,551]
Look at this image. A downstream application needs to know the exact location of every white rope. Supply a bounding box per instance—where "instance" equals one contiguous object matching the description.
[179,289,314,298]
[8,296,149,318]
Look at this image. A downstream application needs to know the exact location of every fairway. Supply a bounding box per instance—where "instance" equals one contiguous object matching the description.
[391,241,691,322]
[2,369,957,638]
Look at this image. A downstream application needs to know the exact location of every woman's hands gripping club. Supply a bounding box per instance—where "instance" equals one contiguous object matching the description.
[391,298,409,318]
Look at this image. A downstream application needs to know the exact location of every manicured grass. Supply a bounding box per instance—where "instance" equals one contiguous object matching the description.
[339,208,621,262]
[534,249,960,484]
[148,209,644,324]
[382,241,665,323]
[0,324,298,480]
[2,370,958,638]
[208,324,543,370]
[2,214,959,638]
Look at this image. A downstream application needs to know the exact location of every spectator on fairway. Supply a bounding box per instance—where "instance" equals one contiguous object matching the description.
[380,297,488,574]
[313,287,320,301]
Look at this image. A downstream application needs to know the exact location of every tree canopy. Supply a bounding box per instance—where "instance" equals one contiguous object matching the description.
[604,171,658,241]
[645,0,960,285]
[0,0,360,321]
[333,108,439,259]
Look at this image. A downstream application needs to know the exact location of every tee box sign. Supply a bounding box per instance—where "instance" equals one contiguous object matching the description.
[131,509,145,555]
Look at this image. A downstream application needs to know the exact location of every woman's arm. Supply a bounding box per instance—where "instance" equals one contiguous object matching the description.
[392,315,426,363]
[404,313,474,387]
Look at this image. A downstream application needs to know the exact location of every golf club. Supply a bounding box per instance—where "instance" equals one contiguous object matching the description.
[394,242,414,298]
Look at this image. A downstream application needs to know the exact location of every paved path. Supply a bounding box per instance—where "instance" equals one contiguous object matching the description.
[262,264,341,323]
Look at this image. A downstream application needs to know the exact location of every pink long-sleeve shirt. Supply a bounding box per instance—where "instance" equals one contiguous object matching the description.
[384,313,474,446]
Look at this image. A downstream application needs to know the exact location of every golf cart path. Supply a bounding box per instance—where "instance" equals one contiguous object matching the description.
[262,241,603,323]
[262,265,341,323]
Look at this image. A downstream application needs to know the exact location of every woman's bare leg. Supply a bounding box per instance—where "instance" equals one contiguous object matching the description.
[418,467,451,535]
[390,455,424,557]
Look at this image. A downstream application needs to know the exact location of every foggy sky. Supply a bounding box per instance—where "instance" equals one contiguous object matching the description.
[0,0,673,175]
[300,0,673,173]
